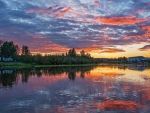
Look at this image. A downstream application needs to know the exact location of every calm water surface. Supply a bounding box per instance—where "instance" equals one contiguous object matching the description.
[0,65,150,113]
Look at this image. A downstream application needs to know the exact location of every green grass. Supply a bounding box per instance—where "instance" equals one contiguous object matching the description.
[0,62,98,69]
[0,62,33,68]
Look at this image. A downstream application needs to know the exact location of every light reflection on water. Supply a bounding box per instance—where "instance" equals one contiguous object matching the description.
[0,65,150,113]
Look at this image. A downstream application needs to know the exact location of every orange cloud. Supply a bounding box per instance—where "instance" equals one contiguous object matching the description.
[124,34,143,41]
[101,48,125,53]
[141,25,150,38]
[57,7,72,18]
[96,16,149,25]
[36,43,69,53]
[26,6,72,18]
[124,35,131,40]
[76,47,102,52]
[142,25,150,31]
[143,33,150,38]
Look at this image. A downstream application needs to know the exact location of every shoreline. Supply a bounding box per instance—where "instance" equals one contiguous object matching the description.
[0,62,149,69]
[0,62,98,69]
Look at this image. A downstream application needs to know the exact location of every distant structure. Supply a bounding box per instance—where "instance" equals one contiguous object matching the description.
[0,57,13,62]
[127,56,146,63]
[96,58,109,63]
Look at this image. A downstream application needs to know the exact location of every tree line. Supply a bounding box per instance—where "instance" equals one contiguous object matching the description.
[0,41,98,64]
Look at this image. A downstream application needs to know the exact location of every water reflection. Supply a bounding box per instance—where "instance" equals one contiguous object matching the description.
[0,69,18,88]
[0,66,95,88]
[0,65,150,113]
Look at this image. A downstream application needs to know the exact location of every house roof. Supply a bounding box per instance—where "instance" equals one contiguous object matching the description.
[128,56,145,59]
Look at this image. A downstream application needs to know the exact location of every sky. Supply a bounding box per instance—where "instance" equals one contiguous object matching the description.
[1,0,150,58]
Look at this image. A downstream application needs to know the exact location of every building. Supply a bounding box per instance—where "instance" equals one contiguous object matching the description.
[0,57,13,62]
[127,56,146,63]
[146,58,150,61]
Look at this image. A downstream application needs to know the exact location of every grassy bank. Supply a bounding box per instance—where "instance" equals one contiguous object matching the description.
[0,62,33,68]
[0,62,149,69]
[0,62,98,69]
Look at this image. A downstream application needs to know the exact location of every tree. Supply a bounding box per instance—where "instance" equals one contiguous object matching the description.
[80,50,85,57]
[85,53,91,58]
[22,45,30,55]
[0,41,19,57]
[0,40,3,45]
[0,40,3,55]
[68,48,76,57]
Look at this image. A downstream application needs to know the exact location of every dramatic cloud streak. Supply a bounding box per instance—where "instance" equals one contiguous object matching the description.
[96,16,149,25]
[57,7,72,18]
[101,48,125,53]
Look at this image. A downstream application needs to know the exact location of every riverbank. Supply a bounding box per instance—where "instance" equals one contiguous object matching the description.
[0,62,98,69]
[0,62,149,69]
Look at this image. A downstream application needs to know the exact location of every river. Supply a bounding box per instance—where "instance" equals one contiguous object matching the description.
[0,65,150,113]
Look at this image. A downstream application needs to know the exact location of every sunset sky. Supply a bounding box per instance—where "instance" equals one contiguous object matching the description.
[1,0,150,58]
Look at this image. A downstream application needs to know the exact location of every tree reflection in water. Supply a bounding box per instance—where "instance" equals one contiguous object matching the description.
[0,66,96,88]
[0,65,150,88]
[0,70,18,88]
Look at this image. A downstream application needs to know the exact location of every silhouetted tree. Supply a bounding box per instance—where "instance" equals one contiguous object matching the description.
[22,45,30,55]
[80,50,85,57]
[0,41,19,57]
[0,40,2,55]
[0,40,2,45]
[68,48,76,57]
[0,41,97,64]
[85,53,91,58]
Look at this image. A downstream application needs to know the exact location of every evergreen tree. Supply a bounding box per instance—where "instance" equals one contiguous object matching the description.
[22,45,30,55]
[68,48,76,57]
[80,50,85,57]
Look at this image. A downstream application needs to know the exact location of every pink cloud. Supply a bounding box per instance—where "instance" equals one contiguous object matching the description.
[57,7,72,18]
